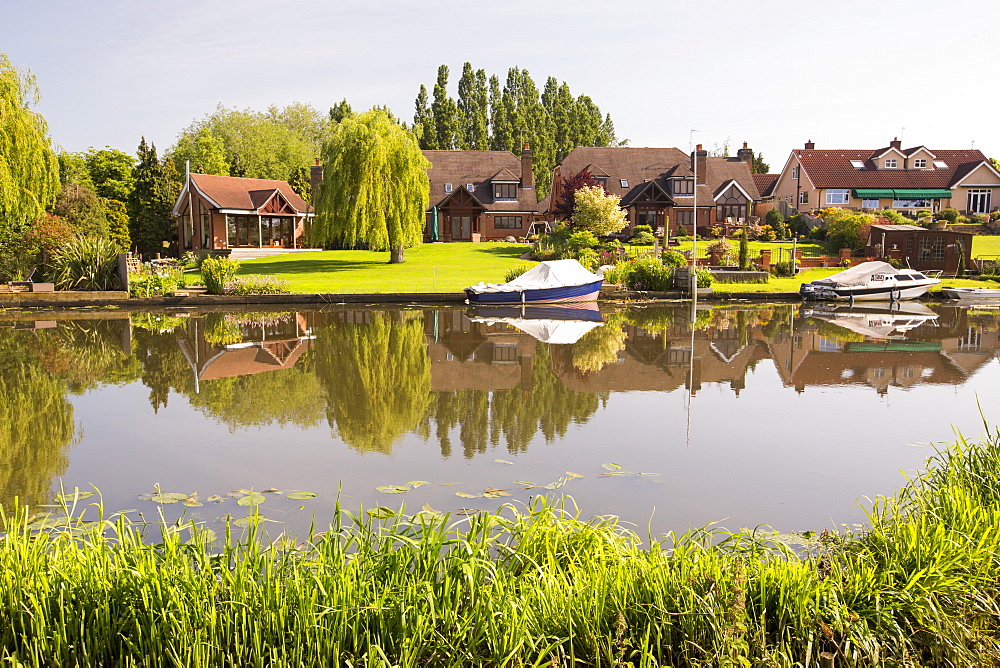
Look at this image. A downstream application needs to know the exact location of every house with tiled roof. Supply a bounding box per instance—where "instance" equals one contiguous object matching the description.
[771,138,1000,215]
[171,172,312,251]
[546,143,760,235]
[423,146,542,242]
[752,173,779,200]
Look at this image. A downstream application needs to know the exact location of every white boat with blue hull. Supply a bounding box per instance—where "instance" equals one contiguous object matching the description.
[799,261,940,302]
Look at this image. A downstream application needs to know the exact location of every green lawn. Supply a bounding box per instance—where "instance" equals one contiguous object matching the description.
[659,240,827,259]
[973,236,1000,257]
[237,243,532,293]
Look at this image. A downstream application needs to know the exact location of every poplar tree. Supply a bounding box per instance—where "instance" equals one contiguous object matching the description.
[0,53,59,234]
[314,110,430,264]
[431,65,459,150]
[456,62,488,150]
[129,138,177,255]
[413,85,434,149]
[488,75,510,151]
[329,98,354,123]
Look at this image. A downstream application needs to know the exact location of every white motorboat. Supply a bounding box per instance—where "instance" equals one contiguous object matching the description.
[938,286,1000,300]
[799,261,940,302]
[801,302,939,339]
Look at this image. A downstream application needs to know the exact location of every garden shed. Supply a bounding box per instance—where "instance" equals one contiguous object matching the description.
[866,224,973,273]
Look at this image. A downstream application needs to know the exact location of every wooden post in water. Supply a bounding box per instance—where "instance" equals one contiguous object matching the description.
[819,651,835,668]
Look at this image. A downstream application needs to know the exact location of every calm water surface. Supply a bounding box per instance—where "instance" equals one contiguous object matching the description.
[3,301,998,537]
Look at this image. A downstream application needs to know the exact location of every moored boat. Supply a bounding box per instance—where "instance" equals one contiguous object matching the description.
[467,303,604,344]
[464,259,603,305]
[799,261,940,302]
[938,286,1000,300]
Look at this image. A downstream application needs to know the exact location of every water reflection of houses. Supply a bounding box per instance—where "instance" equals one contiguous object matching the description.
[178,312,317,389]
[425,310,535,391]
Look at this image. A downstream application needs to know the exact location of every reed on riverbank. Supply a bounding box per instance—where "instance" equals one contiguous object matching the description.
[3,431,1000,666]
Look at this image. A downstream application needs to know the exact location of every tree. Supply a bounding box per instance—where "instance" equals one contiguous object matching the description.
[314,110,430,263]
[129,138,177,255]
[413,85,434,149]
[572,185,627,235]
[753,152,770,174]
[765,208,786,239]
[170,127,229,175]
[0,53,59,279]
[431,65,459,150]
[84,146,134,203]
[825,211,873,251]
[104,199,131,251]
[329,98,354,123]
[53,182,108,237]
[456,62,488,150]
[553,168,598,221]
[738,225,750,270]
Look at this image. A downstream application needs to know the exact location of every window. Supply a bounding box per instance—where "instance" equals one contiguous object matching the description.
[825,189,850,205]
[466,183,474,192]
[798,191,809,204]
[791,166,799,179]
[672,178,693,195]
[200,211,211,248]
[884,158,897,168]
[493,183,517,200]
[862,199,880,208]
[919,237,946,263]
[675,210,694,228]
[850,160,866,169]
[494,216,522,229]
[913,158,927,168]
[635,209,661,228]
[444,183,453,193]
[594,177,608,188]
[892,199,932,209]
[933,160,948,169]
[968,189,992,214]
[620,179,629,188]
[492,343,518,363]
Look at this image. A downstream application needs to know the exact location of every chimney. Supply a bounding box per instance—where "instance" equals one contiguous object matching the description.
[890,137,901,150]
[804,139,815,150]
[520,143,533,189]
[692,143,708,184]
[736,141,754,165]
[310,158,324,200]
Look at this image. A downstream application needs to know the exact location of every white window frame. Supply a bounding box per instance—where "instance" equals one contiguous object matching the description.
[798,191,808,205]
[892,199,932,209]
[968,189,992,214]
[791,166,799,179]
[444,183,453,193]
[850,160,866,169]
[913,158,927,168]
[884,158,898,168]
[620,179,629,188]
[862,199,881,209]
[825,189,850,205]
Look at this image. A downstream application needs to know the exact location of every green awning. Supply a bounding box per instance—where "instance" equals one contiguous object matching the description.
[891,189,952,199]
[853,189,894,198]
[853,188,952,199]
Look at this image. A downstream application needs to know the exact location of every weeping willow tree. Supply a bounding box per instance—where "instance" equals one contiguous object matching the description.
[0,331,76,509]
[313,110,430,263]
[0,53,59,280]
[315,311,431,453]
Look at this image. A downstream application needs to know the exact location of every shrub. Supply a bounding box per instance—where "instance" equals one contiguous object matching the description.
[129,272,180,297]
[224,275,291,295]
[661,250,687,267]
[772,260,796,277]
[695,268,713,288]
[504,264,532,283]
[201,256,241,295]
[705,239,737,266]
[607,258,673,291]
[567,230,599,252]
[876,209,907,225]
[764,209,786,239]
[676,224,687,236]
[938,208,960,223]
[916,209,932,219]
[48,235,122,291]
[971,214,988,225]
[956,215,970,224]
[631,224,653,236]
[628,231,656,246]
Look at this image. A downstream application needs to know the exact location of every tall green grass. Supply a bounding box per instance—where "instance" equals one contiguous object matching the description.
[4,430,1000,665]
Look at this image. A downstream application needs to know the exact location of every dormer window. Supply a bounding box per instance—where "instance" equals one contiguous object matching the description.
[466,183,474,192]
[850,160,866,169]
[444,183,453,193]
[913,158,927,168]
[884,158,898,168]
[620,179,629,188]
[493,183,517,200]
[594,177,608,188]
[672,178,694,195]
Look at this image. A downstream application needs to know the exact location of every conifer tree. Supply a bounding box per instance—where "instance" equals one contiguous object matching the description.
[456,62,488,150]
[129,138,176,255]
[413,84,434,149]
[329,98,354,123]
[488,74,510,151]
[431,65,459,150]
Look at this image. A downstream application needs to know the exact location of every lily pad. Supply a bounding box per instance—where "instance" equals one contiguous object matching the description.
[407,480,429,488]
[367,506,395,519]
[286,491,317,500]
[376,485,409,494]
[55,490,95,503]
[237,493,266,507]
[457,508,482,516]
[455,492,482,499]
[232,515,263,528]
[602,463,623,471]
[206,495,224,503]
[182,497,203,507]
[149,492,189,504]
[482,489,512,498]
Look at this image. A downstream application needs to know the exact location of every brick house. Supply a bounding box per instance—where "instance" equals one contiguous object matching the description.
[172,172,311,251]
[546,144,760,235]
[771,138,1000,215]
[423,146,542,242]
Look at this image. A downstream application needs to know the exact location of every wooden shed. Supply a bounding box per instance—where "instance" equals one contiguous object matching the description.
[867,224,974,274]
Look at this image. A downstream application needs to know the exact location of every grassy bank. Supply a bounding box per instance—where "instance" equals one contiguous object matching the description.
[237,243,531,293]
[4,432,1000,665]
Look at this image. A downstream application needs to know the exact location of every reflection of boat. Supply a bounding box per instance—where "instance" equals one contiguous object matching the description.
[467,303,604,344]
[799,261,940,301]
[801,302,939,339]
[939,286,1000,300]
[464,259,603,305]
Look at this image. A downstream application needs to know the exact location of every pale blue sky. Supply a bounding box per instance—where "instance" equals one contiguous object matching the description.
[3,0,997,169]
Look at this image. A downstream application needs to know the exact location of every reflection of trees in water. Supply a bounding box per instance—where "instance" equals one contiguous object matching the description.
[315,311,431,454]
[571,314,627,372]
[36,320,141,393]
[131,326,193,412]
[425,344,605,458]
[187,353,326,431]
[0,331,77,508]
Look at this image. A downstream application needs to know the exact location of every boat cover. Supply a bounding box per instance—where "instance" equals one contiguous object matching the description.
[811,261,897,287]
[468,316,603,344]
[467,259,602,294]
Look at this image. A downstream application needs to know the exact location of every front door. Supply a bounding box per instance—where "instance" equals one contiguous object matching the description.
[451,215,472,240]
